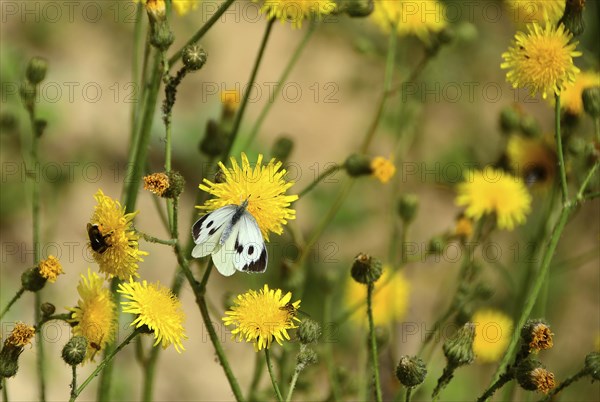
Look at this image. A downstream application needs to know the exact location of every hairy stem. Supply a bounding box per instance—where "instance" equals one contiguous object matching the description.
[0,288,25,320]
[265,348,283,402]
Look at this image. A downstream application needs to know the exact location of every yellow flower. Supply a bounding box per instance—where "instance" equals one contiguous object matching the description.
[68,269,117,362]
[118,278,187,353]
[89,189,147,280]
[501,22,581,99]
[5,322,35,347]
[455,167,532,231]
[134,0,198,16]
[198,153,298,241]
[371,156,396,184]
[38,255,63,283]
[143,172,170,196]
[345,268,410,326]
[559,70,600,115]
[258,0,337,29]
[507,135,557,189]
[220,89,241,115]
[472,309,513,363]
[370,0,447,44]
[505,0,565,24]
[222,284,301,351]
[454,216,473,239]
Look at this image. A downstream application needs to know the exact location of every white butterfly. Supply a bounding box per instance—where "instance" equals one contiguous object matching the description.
[191,200,267,276]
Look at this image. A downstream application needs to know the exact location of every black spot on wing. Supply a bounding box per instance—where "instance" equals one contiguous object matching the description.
[206,220,213,228]
[235,238,243,254]
[208,226,218,236]
[242,248,267,273]
[191,214,209,241]
[248,245,254,255]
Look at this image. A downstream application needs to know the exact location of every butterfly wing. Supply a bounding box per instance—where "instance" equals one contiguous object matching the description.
[233,211,267,273]
[191,206,237,259]
[211,224,239,277]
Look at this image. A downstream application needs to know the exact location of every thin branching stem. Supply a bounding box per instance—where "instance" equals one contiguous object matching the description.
[367,283,383,402]
[0,288,25,320]
[265,348,284,402]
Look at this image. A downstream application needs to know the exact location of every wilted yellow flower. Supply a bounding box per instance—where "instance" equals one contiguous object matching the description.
[371,156,396,184]
[143,172,170,196]
[5,322,35,347]
[507,135,557,189]
[501,22,581,99]
[118,278,187,353]
[198,153,298,240]
[559,70,600,115]
[345,268,410,326]
[38,255,63,283]
[223,284,301,351]
[506,0,565,24]
[258,0,336,29]
[371,0,447,44]
[69,269,117,361]
[455,167,532,231]
[220,89,241,115]
[472,309,513,363]
[89,189,147,280]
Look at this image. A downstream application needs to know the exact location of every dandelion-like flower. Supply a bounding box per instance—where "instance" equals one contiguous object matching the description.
[506,0,565,24]
[198,153,298,240]
[222,284,301,351]
[143,173,170,196]
[371,156,396,184]
[118,278,187,353]
[472,309,513,363]
[507,135,557,189]
[258,0,336,29]
[89,189,147,280]
[370,0,447,44]
[455,167,532,231]
[501,22,581,99]
[68,269,117,361]
[134,0,199,16]
[345,268,410,326]
[559,70,600,115]
[38,255,63,283]
[5,322,35,347]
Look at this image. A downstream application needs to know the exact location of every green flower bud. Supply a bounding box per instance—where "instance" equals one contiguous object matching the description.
[499,106,521,134]
[41,302,56,316]
[0,112,17,132]
[443,322,475,367]
[455,22,478,43]
[297,319,321,344]
[584,351,600,381]
[199,119,227,157]
[520,115,540,137]
[582,86,600,119]
[182,45,207,71]
[163,170,185,199]
[395,355,427,387]
[428,235,446,255]
[21,267,46,292]
[397,194,419,224]
[344,154,372,177]
[150,20,174,51]
[521,319,553,353]
[350,253,382,284]
[516,358,556,394]
[296,347,318,369]
[25,57,48,85]
[558,0,585,37]
[0,346,21,378]
[341,0,373,17]
[271,136,294,163]
[61,336,88,366]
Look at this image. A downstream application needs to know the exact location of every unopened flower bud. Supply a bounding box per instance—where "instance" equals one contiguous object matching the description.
[558,0,585,37]
[520,115,540,137]
[344,154,372,177]
[516,358,556,394]
[182,45,207,71]
[298,319,321,344]
[199,119,227,157]
[61,336,88,366]
[342,0,373,17]
[0,347,20,378]
[41,302,56,316]
[582,86,600,119]
[499,106,521,134]
[21,267,46,292]
[271,136,294,164]
[163,170,185,199]
[443,322,475,367]
[25,57,48,85]
[429,235,446,255]
[350,253,382,284]
[521,319,553,353]
[297,347,318,369]
[395,355,427,387]
[584,351,600,381]
[397,194,419,224]
[455,22,478,43]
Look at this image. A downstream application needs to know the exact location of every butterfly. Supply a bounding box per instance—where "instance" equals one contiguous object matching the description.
[191,199,267,276]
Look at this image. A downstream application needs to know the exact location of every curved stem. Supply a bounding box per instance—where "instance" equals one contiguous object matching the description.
[367,283,383,402]
[405,387,413,402]
[554,94,569,204]
[0,288,25,320]
[477,371,513,402]
[265,348,283,402]
[298,164,341,198]
[70,365,77,399]
[540,368,587,401]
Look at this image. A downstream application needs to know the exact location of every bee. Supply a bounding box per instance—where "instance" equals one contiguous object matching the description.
[280,302,302,321]
[87,223,111,254]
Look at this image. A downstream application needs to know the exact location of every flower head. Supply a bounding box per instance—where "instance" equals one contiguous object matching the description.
[455,167,532,231]
[89,189,147,280]
[118,278,187,353]
[68,269,117,361]
[371,156,396,184]
[222,284,301,351]
[5,322,35,347]
[472,309,513,363]
[506,0,566,24]
[559,70,600,115]
[371,0,447,44]
[501,22,581,99]
[220,89,241,116]
[143,172,170,196]
[134,0,199,16]
[198,153,298,241]
[38,255,63,283]
[507,135,557,189]
[346,268,410,326]
[258,0,336,29]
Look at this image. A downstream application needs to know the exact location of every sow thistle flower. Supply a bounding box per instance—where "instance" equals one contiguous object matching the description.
[370,0,447,44]
[198,153,298,241]
[472,309,513,363]
[257,0,337,29]
[118,278,187,353]
[506,0,565,24]
[222,284,301,351]
[89,189,147,280]
[501,22,581,99]
[68,269,117,362]
[134,0,199,16]
[370,156,396,184]
[455,167,532,231]
[38,255,64,283]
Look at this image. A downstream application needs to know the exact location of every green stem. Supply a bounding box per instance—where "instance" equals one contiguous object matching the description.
[324,293,342,401]
[224,18,275,159]
[247,352,265,401]
[70,365,77,399]
[265,348,283,402]
[70,329,141,402]
[285,366,301,402]
[405,387,413,402]
[168,0,236,66]
[576,162,599,201]
[139,232,176,245]
[0,288,25,320]
[34,291,45,402]
[554,94,569,204]
[131,2,144,135]
[2,378,8,401]
[242,22,316,150]
[142,346,161,402]
[367,283,383,402]
[298,164,341,198]
[476,371,513,401]
[96,278,122,401]
[540,368,587,401]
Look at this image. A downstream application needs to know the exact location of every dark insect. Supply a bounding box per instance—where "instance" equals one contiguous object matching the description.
[87,223,111,254]
[280,302,299,321]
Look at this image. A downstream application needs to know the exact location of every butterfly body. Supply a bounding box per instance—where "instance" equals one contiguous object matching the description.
[191,201,267,276]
